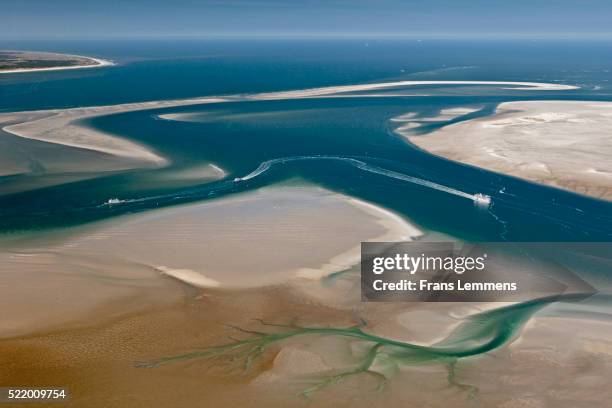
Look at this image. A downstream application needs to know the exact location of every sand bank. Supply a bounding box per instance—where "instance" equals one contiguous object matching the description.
[4,286,610,408]
[64,184,420,289]
[0,97,227,176]
[0,184,419,338]
[0,134,160,196]
[251,80,577,101]
[1,80,574,176]
[456,314,612,407]
[407,101,612,200]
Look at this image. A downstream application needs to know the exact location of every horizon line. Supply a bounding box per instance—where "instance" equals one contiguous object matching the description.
[2,32,612,41]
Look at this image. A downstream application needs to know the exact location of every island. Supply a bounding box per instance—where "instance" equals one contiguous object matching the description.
[0,50,112,74]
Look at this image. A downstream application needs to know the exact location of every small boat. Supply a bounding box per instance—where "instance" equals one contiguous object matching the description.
[104,198,123,205]
[473,193,492,207]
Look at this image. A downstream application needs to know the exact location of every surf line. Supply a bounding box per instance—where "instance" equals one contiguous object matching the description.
[234,155,491,207]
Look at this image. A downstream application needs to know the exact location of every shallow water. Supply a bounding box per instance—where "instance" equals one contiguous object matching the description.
[0,41,611,239]
[1,40,612,405]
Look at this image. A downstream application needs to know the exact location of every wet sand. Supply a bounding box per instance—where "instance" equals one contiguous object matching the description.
[406,101,612,200]
[0,288,386,408]
[3,82,604,407]
[0,98,228,194]
[2,109,168,166]
[3,282,611,407]
[3,204,608,407]
[0,127,152,195]
[0,183,428,406]
[0,184,420,338]
[0,97,230,178]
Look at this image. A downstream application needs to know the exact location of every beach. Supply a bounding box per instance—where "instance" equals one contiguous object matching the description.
[0,51,114,74]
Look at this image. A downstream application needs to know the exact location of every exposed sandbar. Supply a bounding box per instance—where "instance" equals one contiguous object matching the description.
[0,80,576,194]
[0,97,227,178]
[69,184,421,289]
[3,109,165,166]
[1,80,575,176]
[251,80,577,100]
[4,287,611,407]
[0,184,420,338]
[406,101,612,200]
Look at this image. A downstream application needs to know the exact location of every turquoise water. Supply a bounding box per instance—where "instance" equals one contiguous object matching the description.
[2,40,612,397]
[1,40,612,242]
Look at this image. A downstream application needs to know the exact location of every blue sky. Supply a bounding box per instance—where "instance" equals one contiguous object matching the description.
[3,0,612,39]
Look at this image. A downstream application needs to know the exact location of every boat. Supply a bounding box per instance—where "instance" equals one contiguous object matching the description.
[473,193,492,207]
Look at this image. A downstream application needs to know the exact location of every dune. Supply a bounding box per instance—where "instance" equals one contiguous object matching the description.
[406,101,612,200]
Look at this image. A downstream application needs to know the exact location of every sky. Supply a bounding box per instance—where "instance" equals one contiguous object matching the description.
[3,0,612,39]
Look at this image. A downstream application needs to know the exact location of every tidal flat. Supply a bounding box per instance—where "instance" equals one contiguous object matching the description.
[407,101,612,200]
[3,283,612,407]
[2,40,612,407]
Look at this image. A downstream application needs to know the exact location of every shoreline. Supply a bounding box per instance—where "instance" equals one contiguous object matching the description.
[0,55,114,74]
[405,100,612,201]
[0,183,421,338]
[0,80,575,178]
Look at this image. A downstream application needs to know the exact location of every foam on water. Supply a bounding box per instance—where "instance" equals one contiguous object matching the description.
[235,155,490,205]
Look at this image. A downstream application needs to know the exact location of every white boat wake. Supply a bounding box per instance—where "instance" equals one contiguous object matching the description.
[235,155,491,207]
